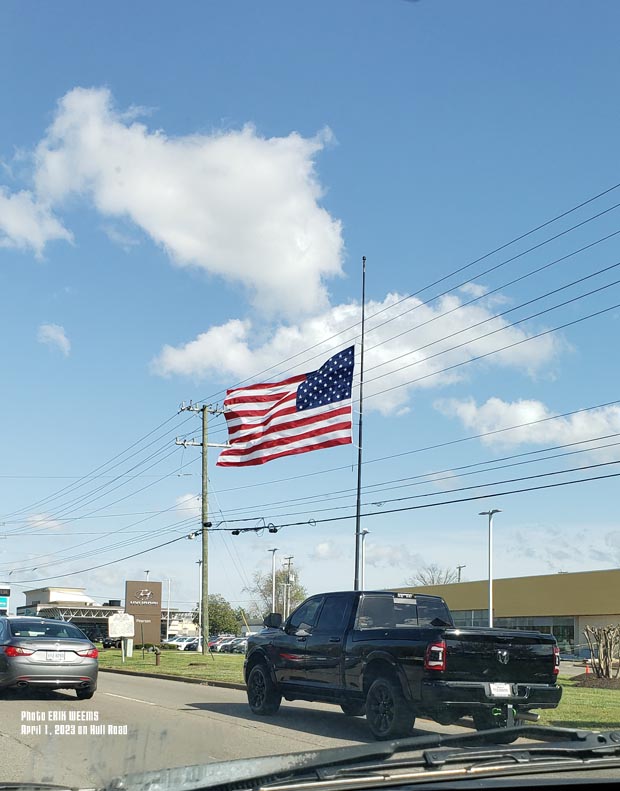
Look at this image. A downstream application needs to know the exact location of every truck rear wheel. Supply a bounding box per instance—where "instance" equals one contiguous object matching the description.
[365,677,415,740]
[247,664,282,715]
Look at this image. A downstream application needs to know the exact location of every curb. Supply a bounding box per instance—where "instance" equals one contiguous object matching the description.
[100,667,246,691]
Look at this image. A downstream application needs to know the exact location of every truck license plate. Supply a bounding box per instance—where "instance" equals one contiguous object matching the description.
[490,682,512,697]
[45,651,65,662]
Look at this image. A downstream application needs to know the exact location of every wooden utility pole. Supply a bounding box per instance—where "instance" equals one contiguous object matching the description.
[176,402,226,654]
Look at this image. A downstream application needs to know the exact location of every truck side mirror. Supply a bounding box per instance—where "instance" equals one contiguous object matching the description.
[263,612,283,629]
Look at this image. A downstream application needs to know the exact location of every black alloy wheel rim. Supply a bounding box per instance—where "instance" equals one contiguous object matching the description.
[249,669,266,708]
[368,683,394,734]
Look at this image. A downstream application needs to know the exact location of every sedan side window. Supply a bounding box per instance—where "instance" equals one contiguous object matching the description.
[287,597,323,635]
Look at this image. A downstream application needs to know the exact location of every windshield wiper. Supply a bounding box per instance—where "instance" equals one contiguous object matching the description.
[103,726,620,791]
[0,785,95,791]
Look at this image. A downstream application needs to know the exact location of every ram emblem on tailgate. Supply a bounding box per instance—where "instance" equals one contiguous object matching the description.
[496,649,510,664]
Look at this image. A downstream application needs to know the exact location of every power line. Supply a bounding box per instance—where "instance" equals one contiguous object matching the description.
[0,515,199,575]
[355,202,620,347]
[6,529,199,585]
[193,183,620,404]
[210,469,620,531]
[10,462,619,585]
[364,260,620,377]
[213,434,620,517]
[209,457,620,524]
[0,413,193,521]
[200,230,620,447]
[208,397,620,494]
[368,300,620,400]
[364,274,620,386]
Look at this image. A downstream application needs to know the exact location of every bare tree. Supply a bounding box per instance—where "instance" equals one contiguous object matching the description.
[583,624,620,679]
[404,564,459,586]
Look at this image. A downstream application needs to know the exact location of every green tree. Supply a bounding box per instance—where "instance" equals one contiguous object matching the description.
[244,566,308,618]
[193,594,242,635]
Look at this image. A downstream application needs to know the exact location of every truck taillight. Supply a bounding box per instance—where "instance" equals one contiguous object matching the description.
[553,645,560,675]
[424,640,446,671]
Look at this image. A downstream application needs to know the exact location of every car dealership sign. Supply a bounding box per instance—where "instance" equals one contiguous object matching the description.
[124,581,162,644]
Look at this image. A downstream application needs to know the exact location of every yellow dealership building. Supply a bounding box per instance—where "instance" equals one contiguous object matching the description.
[393,568,620,656]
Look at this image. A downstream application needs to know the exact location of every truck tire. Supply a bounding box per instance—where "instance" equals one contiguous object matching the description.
[340,700,366,716]
[247,664,282,715]
[472,710,519,744]
[365,677,415,740]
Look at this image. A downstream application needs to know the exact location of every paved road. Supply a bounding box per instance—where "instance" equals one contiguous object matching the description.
[0,672,470,787]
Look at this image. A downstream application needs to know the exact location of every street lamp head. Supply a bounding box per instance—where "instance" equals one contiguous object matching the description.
[362,529,370,536]
[479,509,502,516]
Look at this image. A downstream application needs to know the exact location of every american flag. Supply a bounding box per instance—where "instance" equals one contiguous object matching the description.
[217,347,354,467]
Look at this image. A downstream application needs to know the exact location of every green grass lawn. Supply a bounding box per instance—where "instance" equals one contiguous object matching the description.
[97,647,245,684]
[96,657,620,731]
[537,675,620,730]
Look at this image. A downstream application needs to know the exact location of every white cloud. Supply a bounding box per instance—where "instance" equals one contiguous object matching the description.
[37,323,71,356]
[152,292,562,415]
[176,493,201,518]
[27,513,62,531]
[504,524,620,572]
[365,543,425,569]
[436,397,620,450]
[459,282,488,298]
[102,224,140,251]
[0,187,71,256]
[310,540,342,561]
[424,470,463,492]
[26,87,343,315]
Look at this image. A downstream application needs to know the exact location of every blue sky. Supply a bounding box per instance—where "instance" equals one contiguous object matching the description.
[1,0,620,614]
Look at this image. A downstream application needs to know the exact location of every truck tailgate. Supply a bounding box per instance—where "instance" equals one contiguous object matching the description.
[443,628,557,683]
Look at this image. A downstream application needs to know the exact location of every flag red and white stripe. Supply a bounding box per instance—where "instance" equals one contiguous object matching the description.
[217,347,354,467]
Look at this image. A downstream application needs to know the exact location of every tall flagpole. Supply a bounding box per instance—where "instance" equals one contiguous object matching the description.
[354,255,366,590]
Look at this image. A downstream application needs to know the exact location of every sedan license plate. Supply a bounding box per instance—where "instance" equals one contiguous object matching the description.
[490,682,512,697]
[45,651,66,662]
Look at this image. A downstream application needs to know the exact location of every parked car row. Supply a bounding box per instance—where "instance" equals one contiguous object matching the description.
[211,636,247,653]
[98,633,251,653]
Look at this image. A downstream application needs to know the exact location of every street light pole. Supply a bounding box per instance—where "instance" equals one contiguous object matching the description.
[284,556,294,619]
[361,529,370,590]
[268,548,278,613]
[165,577,171,640]
[479,509,501,627]
[196,560,203,639]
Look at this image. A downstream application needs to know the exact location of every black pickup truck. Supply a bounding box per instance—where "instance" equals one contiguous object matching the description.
[244,590,562,740]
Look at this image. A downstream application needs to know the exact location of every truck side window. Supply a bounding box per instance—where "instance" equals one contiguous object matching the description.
[417,596,453,627]
[315,595,350,633]
[287,597,323,635]
[354,595,395,629]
